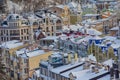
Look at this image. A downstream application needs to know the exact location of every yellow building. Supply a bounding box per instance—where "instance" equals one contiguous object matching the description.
[61,6,70,25]
[14,45,54,80]
[0,40,54,80]
[28,51,53,77]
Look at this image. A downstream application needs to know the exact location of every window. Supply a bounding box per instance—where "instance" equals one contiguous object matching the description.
[52,33,54,36]
[69,45,73,50]
[24,36,26,40]
[27,36,29,40]
[11,60,13,65]
[1,37,3,41]
[24,29,26,33]
[27,29,29,34]
[56,20,61,23]
[1,30,3,35]
[47,34,50,36]
[24,68,28,73]
[6,30,8,35]
[21,37,23,40]
[56,26,62,30]
[52,26,54,31]
[46,27,49,32]
[33,74,37,79]
[21,29,23,35]
[10,70,14,77]
[51,72,55,79]
[24,59,28,63]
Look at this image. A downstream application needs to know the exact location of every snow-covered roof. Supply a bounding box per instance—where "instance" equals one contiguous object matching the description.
[63,24,83,31]
[51,52,62,58]
[91,36,103,40]
[40,12,60,20]
[102,59,113,67]
[28,14,40,20]
[110,26,119,31]
[26,50,45,57]
[0,40,23,49]
[61,64,83,78]
[40,36,58,41]
[88,54,96,62]
[84,14,100,17]
[86,28,102,36]
[71,68,108,80]
[35,30,42,38]
[82,19,96,24]
[16,50,25,56]
[105,39,120,49]
[51,61,84,74]
[111,43,120,49]
[16,47,45,58]
[6,13,23,21]
[34,70,40,77]
[67,2,77,8]
[56,5,64,9]
[103,36,117,41]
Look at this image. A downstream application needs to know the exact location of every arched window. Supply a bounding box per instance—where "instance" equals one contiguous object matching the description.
[52,26,54,31]
[46,27,49,32]
[16,16,19,19]
[56,20,61,23]
[33,22,38,25]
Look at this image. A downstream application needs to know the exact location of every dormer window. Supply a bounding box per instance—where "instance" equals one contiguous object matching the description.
[9,15,12,20]
[16,16,19,19]
[33,22,38,25]
[56,20,61,23]
[2,21,8,25]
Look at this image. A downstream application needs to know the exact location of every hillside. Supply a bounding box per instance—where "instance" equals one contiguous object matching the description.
[7,0,61,13]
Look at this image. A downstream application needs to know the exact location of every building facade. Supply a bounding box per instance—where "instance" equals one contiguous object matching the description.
[0,40,53,80]
[0,14,39,42]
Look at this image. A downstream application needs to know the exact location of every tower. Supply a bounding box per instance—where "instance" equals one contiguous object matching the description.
[77,3,82,23]
[61,6,70,25]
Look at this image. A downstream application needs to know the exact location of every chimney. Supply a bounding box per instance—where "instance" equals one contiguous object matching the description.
[68,53,71,63]
[74,53,78,62]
